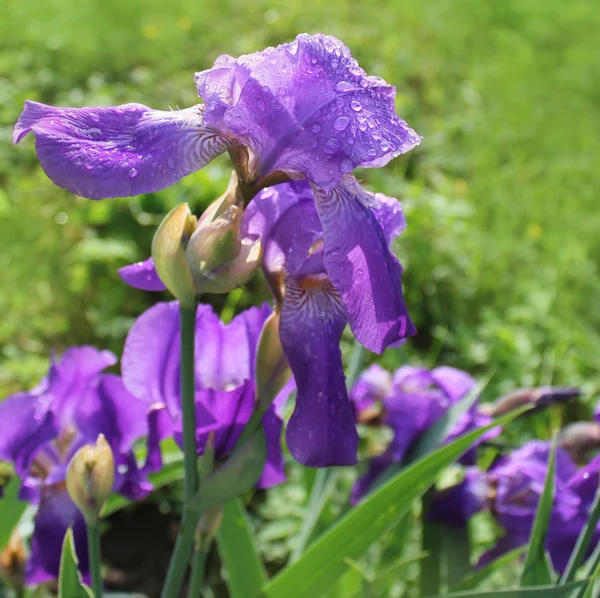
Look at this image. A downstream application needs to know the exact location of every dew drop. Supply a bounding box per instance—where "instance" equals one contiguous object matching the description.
[350,100,362,112]
[333,116,350,131]
[129,167,138,178]
[258,99,266,110]
[311,140,318,148]
[334,81,354,92]
[167,157,175,168]
[340,158,354,173]
[311,56,318,64]
[310,123,322,133]
[287,40,299,55]
[331,58,339,68]
[90,113,100,123]
[367,148,378,157]
[323,138,342,154]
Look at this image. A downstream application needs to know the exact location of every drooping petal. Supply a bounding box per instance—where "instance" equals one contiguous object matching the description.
[312,177,415,353]
[195,34,420,190]
[0,391,56,480]
[118,257,166,291]
[14,101,230,199]
[25,488,89,585]
[280,278,358,467]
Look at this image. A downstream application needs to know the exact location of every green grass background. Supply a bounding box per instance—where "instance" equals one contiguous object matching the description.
[2,0,600,403]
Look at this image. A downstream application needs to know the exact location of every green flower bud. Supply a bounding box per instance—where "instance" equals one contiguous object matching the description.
[152,203,198,307]
[255,310,291,412]
[66,434,115,523]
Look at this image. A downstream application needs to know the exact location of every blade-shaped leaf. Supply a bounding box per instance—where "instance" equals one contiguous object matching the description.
[559,478,600,585]
[58,528,93,598]
[521,442,556,586]
[431,581,586,597]
[218,499,266,598]
[451,546,526,592]
[0,478,27,551]
[420,515,443,597]
[257,407,530,598]
[443,522,472,589]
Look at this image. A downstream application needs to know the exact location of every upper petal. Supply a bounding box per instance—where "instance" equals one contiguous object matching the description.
[313,177,416,353]
[118,257,167,291]
[195,34,420,190]
[280,278,358,467]
[14,101,229,199]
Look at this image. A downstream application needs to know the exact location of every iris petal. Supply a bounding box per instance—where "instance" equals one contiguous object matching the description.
[14,101,230,199]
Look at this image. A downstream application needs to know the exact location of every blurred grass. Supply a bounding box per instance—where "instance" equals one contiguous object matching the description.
[1,0,600,403]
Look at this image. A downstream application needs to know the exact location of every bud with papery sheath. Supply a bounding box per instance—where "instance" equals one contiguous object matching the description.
[66,434,115,523]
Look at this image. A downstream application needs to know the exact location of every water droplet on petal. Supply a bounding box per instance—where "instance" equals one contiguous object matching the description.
[167,157,175,169]
[351,100,362,112]
[311,123,322,133]
[340,158,354,173]
[334,81,354,92]
[367,148,378,157]
[323,138,342,154]
[287,40,299,55]
[311,140,318,149]
[333,116,350,131]
[129,167,138,178]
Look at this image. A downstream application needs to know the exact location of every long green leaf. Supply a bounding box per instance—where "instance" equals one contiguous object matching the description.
[452,546,526,592]
[218,499,266,598]
[521,442,556,586]
[559,478,600,585]
[443,523,472,589]
[431,582,586,597]
[257,407,529,598]
[420,514,443,596]
[0,478,27,551]
[58,528,93,598]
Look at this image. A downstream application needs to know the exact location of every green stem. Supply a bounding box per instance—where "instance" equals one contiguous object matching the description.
[161,302,200,598]
[87,522,103,598]
[188,535,209,598]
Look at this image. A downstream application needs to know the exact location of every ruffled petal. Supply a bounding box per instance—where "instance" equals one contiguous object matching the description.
[14,101,229,199]
[196,34,420,190]
[312,177,415,353]
[372,193,407,246]
[280,278,358,467]
[118,257,166,291]
[25,488,89,585]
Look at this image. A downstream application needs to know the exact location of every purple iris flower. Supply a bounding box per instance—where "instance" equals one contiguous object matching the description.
[121,301,290,488]
[479,441,600,573]
[240,180,411,467]
[0,347,154,584]
[14,34,419,200]
[350,365,493,502]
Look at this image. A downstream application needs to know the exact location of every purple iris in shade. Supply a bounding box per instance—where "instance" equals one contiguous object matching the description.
[121,301,290,488]
[14,34,419,201]
[350,365,493,502]
[481,441,600,574]
[0,347,155,585]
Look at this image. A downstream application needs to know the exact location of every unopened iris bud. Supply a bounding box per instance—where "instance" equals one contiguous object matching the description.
[559,422,600,462]
[66,434,115,523]
[152,203,198,307]
[255,311,291,412]
[480,387,580,417]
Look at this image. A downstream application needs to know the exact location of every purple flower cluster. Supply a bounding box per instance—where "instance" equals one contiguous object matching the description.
[349,364,493,502]
[0,347,155,584]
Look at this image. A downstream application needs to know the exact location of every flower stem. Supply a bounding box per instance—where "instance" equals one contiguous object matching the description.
[187,534,209,598]
[87,522,103,598]
[161,301,200,598]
